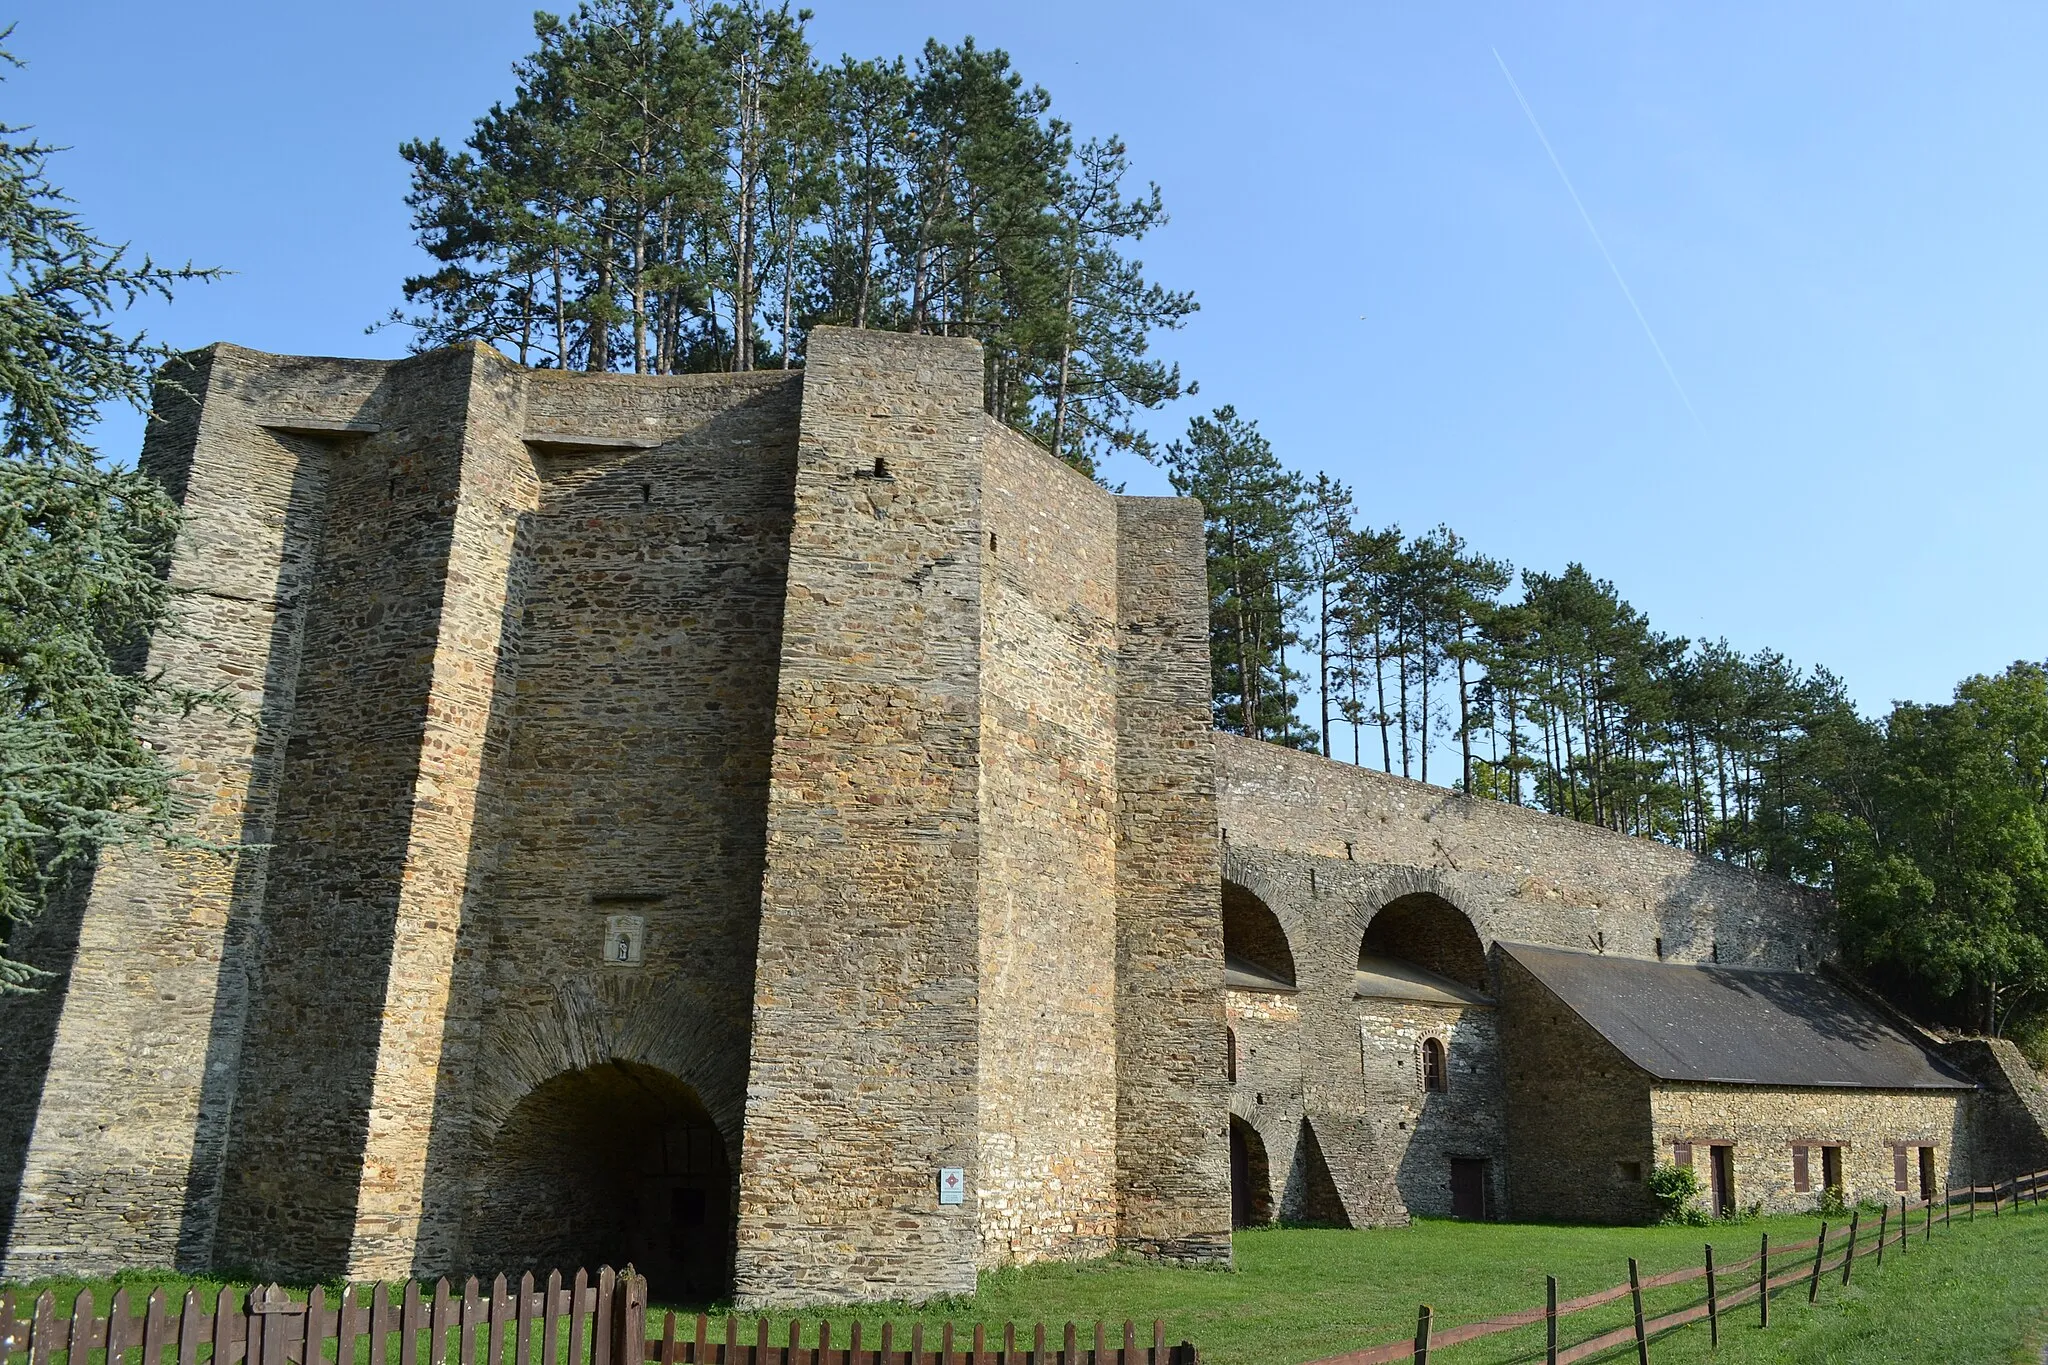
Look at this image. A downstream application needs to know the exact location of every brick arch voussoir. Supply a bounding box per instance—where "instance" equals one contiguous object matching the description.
[468,974,746,1162]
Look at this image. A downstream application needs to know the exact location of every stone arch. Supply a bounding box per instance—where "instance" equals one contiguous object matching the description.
[468,1060,733,1304]
[1359,886,1488,991]
[1222,878,1297,988]
[1229,1114,1274,1228]
[466,976,747,1158]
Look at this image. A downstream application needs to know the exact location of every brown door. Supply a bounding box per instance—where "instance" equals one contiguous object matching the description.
[1821,1145,1843,1196]
[1450,1158,1488,1220]
[1710,1145,1736,1217]
[1918,1146,1937,1201]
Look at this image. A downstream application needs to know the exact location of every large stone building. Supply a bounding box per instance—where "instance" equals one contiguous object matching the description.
[3,329,2044,1306]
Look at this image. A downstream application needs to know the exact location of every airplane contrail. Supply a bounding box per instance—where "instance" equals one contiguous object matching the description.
[1492,47,1703,429]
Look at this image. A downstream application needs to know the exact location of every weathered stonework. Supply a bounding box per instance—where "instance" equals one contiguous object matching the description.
[1648,1083,1962,1215]
[5,327,2042,1302]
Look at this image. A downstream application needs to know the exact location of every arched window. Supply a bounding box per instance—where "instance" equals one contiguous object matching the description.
[1421,1037,1448,1093]
[1226,1026,1238,1084]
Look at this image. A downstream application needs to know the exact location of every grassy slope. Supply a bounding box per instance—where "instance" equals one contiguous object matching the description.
[7,1209,2047,1365]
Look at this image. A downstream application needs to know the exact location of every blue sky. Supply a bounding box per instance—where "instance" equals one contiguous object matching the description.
[16,1,2046,715]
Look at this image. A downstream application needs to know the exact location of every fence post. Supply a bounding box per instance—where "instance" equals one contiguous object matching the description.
[1924,1194,1933,1243]
[1628,1259,1648,1365]
[1807,1223,1828,1304]
[1943,1180,1951,1229]
[611,1269,645,1365]
[1875,1205,1888,1269]
[1900,1195,1910,1247]
[1411,1307,1431,1365]
[1841,1210,1860,1286]
[1704,1245,1718,1348]
[1545,1276,1558,1365]
[1758,1233,1770,1328]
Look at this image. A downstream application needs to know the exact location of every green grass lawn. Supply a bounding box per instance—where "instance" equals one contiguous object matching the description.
[9,1206,2048,1365]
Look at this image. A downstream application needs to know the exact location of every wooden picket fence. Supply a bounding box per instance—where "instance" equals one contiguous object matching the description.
[0,1267,1196,1365]
[1310,1166,2048,1365]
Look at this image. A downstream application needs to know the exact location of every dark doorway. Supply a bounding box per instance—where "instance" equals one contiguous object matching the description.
[1918,1146,1936,1202]
[1709,1145,1736,1217]
[1821,1144,1843,1197]
[1229,1116,1273,1228]
[1449,1158,1489,1220]
[469,1061,733,1305]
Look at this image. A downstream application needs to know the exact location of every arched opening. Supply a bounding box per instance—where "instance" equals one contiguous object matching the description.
[1223,881,1296,989]
[468,1061,732,1305]
[1421,1037,1448,1093]
[1229,1115,1274,1228]
[1360,892,1488,991]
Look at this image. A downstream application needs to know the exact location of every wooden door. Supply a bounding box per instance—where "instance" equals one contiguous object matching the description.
[1710,1145,1736,1217]
[1450,1158,1488,1220]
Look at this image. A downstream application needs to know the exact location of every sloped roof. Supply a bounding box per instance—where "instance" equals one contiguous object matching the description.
[1355,954,1494,1007]
[1224,952,1297,993]
[1501,942,1972,1091]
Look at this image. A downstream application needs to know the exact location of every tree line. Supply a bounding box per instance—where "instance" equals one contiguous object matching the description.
[386,0,1195,478]
[2,11,2039,1059]
[1164,400,2048,1047]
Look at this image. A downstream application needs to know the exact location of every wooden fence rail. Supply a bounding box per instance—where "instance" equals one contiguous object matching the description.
[1310,1166,2048,1365]
[0,1270,1194,1365]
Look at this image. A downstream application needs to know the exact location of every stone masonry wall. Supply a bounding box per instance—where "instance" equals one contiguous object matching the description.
[1218,736,1832,970]
[1358,999,1504,1219]
[973,424,1120,1268]
[1649,1083,1963,1215]
[737,328,990,1305]
[2,346,360,1279]
[211,345,540,1280]
[1112,498,1231,1261]
[1225,987,1305,1224]
[420,368,803,1279]
[1940,1039,2048,1185]
[1496,950,1657,1223]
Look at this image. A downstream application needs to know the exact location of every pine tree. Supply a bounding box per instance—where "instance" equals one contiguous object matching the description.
[1032,136,1196,475]
[1161,407,1311,745]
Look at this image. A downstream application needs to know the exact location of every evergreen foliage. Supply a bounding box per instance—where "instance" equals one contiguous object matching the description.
[1183,399,2048,1044]
[0,38,219,991]
[386,1,1193,480]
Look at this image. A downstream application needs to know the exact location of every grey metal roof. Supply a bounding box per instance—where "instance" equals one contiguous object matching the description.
[1501,942,1972,1090]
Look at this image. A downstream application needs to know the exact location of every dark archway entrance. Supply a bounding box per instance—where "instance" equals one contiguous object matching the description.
[1223,881,1297,989]
[1361,893,1487,990]
[1229,1116,1273,1228]
[469,1061,732,1305]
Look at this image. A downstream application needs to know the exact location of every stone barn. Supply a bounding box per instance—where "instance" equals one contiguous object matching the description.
[3,328,2045,1306]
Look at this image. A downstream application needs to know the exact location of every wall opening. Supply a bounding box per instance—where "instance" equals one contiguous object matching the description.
[1361,893,1487,990]
[1421,1037,1449,1093]
[1228,1116,1273,1228]
[1223,881,1296,988]
[1449,1158,1490,1220]
[1709,1144,1735,1217]
[468,1061,732,1305]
